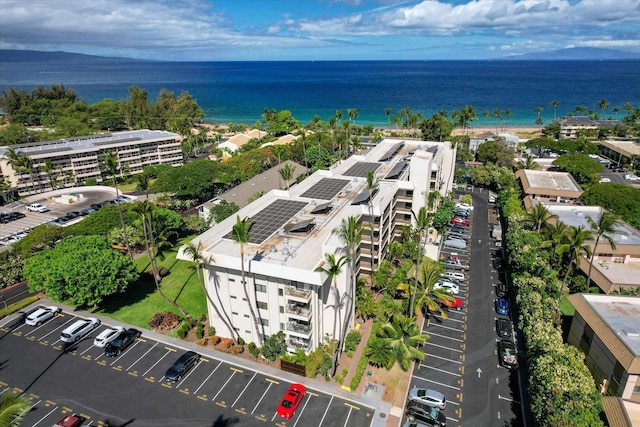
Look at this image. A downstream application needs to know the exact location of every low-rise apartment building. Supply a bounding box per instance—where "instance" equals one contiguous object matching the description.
[516,169,583,207]
[0,130,182,195]
[567,294,640,427]
[553,116,627,139]
[598,140,640,169]
[178,139,456,352]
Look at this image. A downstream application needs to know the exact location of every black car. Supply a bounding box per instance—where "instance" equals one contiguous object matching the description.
[8,212,26,220]
[498,340,519,369]
[104,328,141,356]
[496,283,509,298]
[496,318,512,338]
[164,351,201,382]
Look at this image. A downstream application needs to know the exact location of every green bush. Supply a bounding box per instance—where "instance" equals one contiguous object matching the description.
[196,322,204,339]
[344,330,362,352]
[238,336,245,346]
[208,326,216,336]
[177,325,188,339]
[350,355,370,391]
[248,342,260,358]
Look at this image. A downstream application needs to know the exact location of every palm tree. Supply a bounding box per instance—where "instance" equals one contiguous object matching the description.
[365,170,380,277]
[347,108,358,126]
[550,100,560,120]
[43,159,60,191]
[364,337,394,369]
[278,163,296,190]
[598,99,609,118]
[516,155,540,170]
[315,253,349,376]
[409,206,430,314]
[585,212,626,292]
[414,258,453,320]
[100,150,132,259]
[132,200,188,316]
[183,241,238,341]
[385,107,392,126]
[134,173,151,199]
[528,203,558,234]
[230,215,263,346]
[379,314,428,371]
[541,221,569,267]
[332,215,364,357]
[557,226,594,299]
[0,391,31,427]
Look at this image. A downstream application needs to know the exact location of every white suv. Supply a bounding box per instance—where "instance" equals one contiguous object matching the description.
[61,317,100,343]
[26,203,49,213]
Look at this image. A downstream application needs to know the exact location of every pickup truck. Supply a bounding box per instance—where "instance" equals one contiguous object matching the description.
[26,203,49,213]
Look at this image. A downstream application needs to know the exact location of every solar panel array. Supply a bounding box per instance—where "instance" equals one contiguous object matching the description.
[343,162,381,177]
[94,137,142,146]
[225,199,307,245]
[300,178,349,200]
[385,160,409,180]
[379,142,404,162]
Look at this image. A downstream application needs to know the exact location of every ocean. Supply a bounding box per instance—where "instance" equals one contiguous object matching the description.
[1,60,639,128]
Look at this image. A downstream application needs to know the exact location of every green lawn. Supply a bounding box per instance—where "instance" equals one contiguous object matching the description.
[97,236,207,329]
[560,295,575,316]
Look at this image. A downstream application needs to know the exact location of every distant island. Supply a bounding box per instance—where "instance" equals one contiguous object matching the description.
[2,47,640,63]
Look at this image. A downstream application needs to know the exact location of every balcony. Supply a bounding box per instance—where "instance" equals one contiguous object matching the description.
[285,285,312,301]
[286,321,312,337]
[286,303,311,320]
[287,338,312,352]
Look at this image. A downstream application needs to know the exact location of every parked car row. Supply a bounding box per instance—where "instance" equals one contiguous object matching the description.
[492,232,519,371]
[406,388,447,426]
[0,229,31,245]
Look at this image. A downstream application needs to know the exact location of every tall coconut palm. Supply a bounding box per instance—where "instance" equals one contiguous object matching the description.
[516,155,540,170]
[279,163,296,190]
[379,314,428,371]
[528,203,558,234]
[134,173,151,199]
[315,252,349,376]
[332,215,364,356]
[557,226,594,300]
[541,221,569,268]
[183,241,237,341]
[409,206,430,315]
[385,107,392,126]
[585,212,626,292]
[365,170,380,277]
[0,391,31,427]
[413,258,453,320]
[230,215,263,346]
[132,200,188,316]
[43,159,60,191]
[549,100,560,120]
[100,150,132,259]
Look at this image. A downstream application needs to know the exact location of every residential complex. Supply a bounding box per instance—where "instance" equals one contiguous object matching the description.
[597,140,640,168]
[516,169,584,207]
[0,129,182,195]
[567,294,640,427]
[553,116,628,139]
[178,139,456,352]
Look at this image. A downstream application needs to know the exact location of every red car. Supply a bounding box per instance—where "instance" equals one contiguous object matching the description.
[451,217,470,226]
[276,383,307,419]
[438,297,464,310]
[54,414,86,427]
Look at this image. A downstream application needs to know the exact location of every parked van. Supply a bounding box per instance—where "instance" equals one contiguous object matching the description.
[444,271,465,281]
[61,318,100,343]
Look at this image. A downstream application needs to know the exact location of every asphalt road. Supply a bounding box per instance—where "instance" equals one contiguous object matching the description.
[0,311,374,427]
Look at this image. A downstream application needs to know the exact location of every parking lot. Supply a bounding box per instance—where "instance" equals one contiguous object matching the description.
[1,310,374,427]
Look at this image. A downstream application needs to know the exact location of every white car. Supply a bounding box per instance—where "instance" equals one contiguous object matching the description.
[26,203,49,213]
[624,174,640,182]
[25,306,60,326]
[434,282,459,295]
[599,177,611,183]
[93,326,125,347]
[60,317,101,343]
[455,203,474,211]
[443,271,465,281]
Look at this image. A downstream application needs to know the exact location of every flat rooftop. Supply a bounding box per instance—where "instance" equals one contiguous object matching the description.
[600,140,640,157]
[590,260,640,287]
[583,294,640,358]
[521,169,582,193]
[0,129,178,158]
[544,205,640,246]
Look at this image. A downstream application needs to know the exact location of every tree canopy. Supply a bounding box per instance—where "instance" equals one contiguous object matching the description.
[475,139,515,167]
[23,235,139,307]
[151,159,218,198]
[582,183,640,229]
[552,154,604,184]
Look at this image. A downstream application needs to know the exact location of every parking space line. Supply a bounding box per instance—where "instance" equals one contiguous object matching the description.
[318,395,333,426]
[411,375,461,390]
[176,360,203,389]
[142,348,173,378]
[418,363,462,377]
[38,318,74,341]
[342,406,355,427]
[427,342,463,352]
[194,360,222,396]
[109,340,142,366]
[31,405,58,426]
[292,393,313,427]
[231,372,256,407]
[427,332,464,342]
[126,341,158,371]
[211,369,239,402]
[426,323,465,333]
[251,378,274,414]
[423,353,462,364]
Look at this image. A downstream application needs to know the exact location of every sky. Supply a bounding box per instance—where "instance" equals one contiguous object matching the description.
[1,0,639,61]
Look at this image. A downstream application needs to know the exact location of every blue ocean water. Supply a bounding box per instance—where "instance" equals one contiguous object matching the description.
[1,60,639,127]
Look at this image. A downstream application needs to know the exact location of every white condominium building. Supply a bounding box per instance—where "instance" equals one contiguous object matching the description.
[0,129,182,195]
[178,138,456,352]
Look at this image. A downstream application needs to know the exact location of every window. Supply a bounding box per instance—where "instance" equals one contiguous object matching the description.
[255,284,267,293]
[257,301,268,310]
[230,295,237,299]
[244,315,250,318]
[278,288,284,296]
[279,306,284,313]
[229,278,235,282]
[232,311,238,315]
[633,386,640,395]
[280,323,285,330]
[260,318,269,326]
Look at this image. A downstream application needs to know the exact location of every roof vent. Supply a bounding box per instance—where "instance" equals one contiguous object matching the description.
[622,330,639,337]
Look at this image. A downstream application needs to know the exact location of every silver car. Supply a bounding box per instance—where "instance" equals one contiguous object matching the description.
[408,388,447,409]
[25,306,60,326]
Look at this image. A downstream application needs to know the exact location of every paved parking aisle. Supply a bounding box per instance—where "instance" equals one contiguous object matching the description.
[1,309,377,427]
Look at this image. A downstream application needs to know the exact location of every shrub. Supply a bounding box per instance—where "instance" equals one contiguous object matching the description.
[334,374,344,385]
[208,326,216,336]
[148,312,181,330]
[223,338,234,348]
[344,330,362,352]
[210,335,222,346]
[158,266,169,277]
[237,336,245,346]
[198,338,208,346]
[248,342,260,358]
[230,344,244,354]
[177,325,188,339]
[196,322,204,339]
[350,355,370,391]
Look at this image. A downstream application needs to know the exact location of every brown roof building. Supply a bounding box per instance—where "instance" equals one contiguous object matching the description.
[567,294,640,426]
